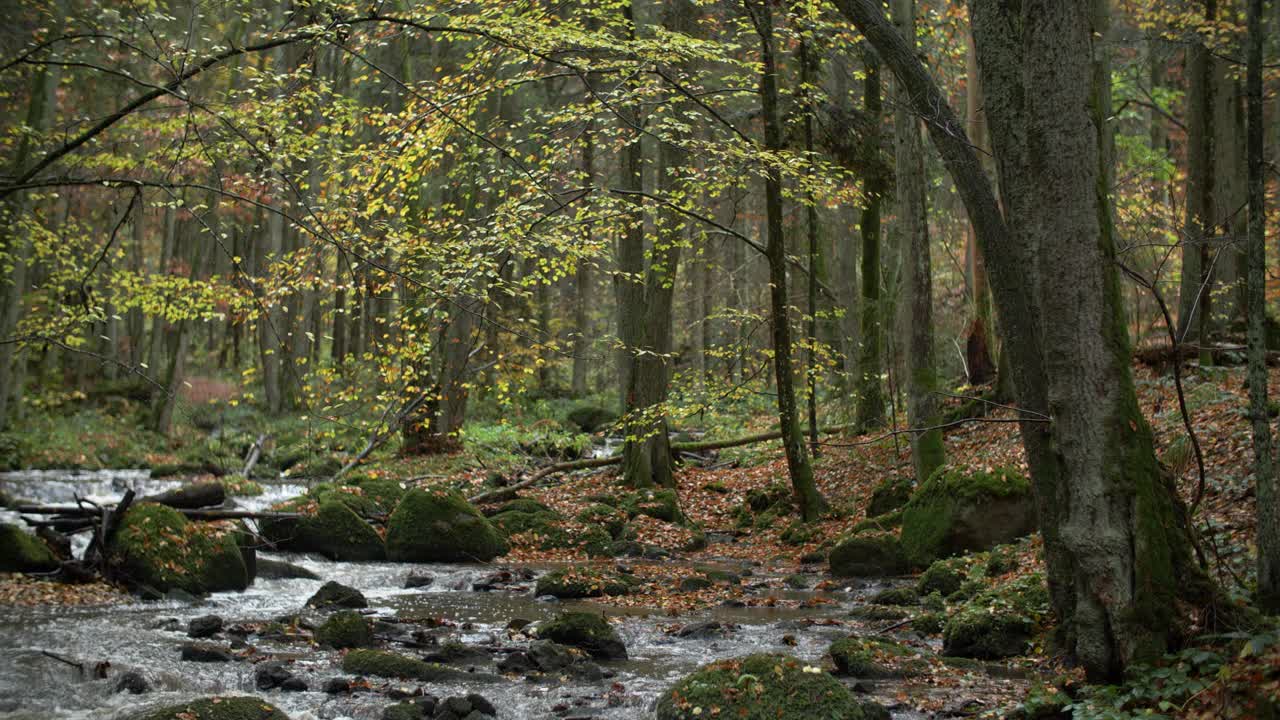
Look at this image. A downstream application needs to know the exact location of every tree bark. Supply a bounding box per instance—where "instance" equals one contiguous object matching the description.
[963,28,996,387]
[1245,0,1279,613]
[894,0,945,485]
[834,0,1226,681]
[854,51,886,432]
[1177,3,1217,355]
[755,0,826,521]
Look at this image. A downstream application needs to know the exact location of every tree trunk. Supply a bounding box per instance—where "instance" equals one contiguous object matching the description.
[1177,4,1216,355]
[855,51,885,431]
[1245,0,1279,613]
[963,28,996,386]
[571,128,594,396]
[756,0,826,521]
[835,0,1227,681]
[0,61,60,429]
[894,0,944,485]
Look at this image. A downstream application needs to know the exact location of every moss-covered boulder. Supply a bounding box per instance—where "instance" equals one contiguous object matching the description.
[828,532,909,578]
[315,610,374,648]
[566,404,617,433]
[621,488,683,523]
[107,505,251,595]
[655,653,867,720]
[942,574,1049,660]
[866,476,913,518]
[916,558,966,597]
[129,696,289,720]
[539,611,627,660]
[575,503,627,537]
[490,497,552,516]
[746,483,793,513]
[0,523,59,572]
[535,568,633,599]
[869,586,918,606]
[900,466,1036,567]
[489,507,572,550]
[258,484,388,562]
[341,649,479,682]
[829,637,920,678]
[384,489,506,563]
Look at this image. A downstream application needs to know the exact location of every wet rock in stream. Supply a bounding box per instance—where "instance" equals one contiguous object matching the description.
[306,580,368,609]
[255,660,309,691]
[113,670,150,694]
[186,614,224,638]
[257,557,321,580]
[405,571,436,589]
[179,642,234,663]
[127,696,289,720]
[538,612,627,660]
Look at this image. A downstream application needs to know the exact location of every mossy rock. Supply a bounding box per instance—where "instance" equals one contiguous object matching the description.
[259,498,385,561]
[130,696,289,720]
[900,466,1035,567]
[385,489,507,562]
[621,488,683,523]
[576,503,627,537]
[314,610,374,649]
[655,653,867,720]
[566,404,617,433]
[490,509,573,549]
[869,586,918,606]
[916,558,965,597]
[942,605,1034,659]
[341,649,475,682]
[828,532,909,578]
[947,579,985,603]
[851,509,903,535]
[866,476,913,518]
[0,523,59,572]
[535,568,633,599]
[849,604,910,622]
[829,637,916,678]
[538,611,627,660]
[780,521,817,546]
[746,483,793,513]
[942,574,1049,659]
[581,526,616,557]
[380,702,423,720]
[107,505,250,595]
[913,612,946,635]
[985,545,1020,575]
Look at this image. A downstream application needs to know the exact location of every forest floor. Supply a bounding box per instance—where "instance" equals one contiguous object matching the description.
[0,362,1275,717]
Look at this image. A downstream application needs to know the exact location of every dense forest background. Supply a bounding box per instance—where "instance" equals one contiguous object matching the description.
[2,0,1280,717]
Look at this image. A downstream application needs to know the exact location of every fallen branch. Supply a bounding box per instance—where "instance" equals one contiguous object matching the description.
[468,423,857,504]
[242,433,268,477]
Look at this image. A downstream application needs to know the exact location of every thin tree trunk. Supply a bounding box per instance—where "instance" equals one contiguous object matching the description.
[756,0,826,521]
[800,36,821,454]
[571,127,594,396]
[1178,5,1216,354]
[895,0,944,484]
[855,51,886,431]
[1245,0,1279,613]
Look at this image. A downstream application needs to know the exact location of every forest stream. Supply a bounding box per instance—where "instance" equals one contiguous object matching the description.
[0,471,932,720]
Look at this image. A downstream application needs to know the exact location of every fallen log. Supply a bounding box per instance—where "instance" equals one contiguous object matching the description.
[141,481,225,509]
[14,504,305,523]
[467,423,858,505]
[241,433,268,477]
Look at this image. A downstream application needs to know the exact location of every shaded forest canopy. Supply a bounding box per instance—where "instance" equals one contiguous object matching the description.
[1,0,1280,717]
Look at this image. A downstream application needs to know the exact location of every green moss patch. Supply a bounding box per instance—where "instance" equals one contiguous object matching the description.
[828,532,909,578]
[258,497,385,561]
[656,653,867,720]
[129,696,289,720]
[314,611,374,648]
[535,568,634,599]
[385,489,507,562]
[0,524,59,572]
[900,466,1035,567]
[866,476,913,518]
[829,637,920,678]
[539,611,627,660]
[340,649,473,682]
[108,504,250,595]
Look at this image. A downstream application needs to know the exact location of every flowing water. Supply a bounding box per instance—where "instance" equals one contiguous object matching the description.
[0,471,924,720]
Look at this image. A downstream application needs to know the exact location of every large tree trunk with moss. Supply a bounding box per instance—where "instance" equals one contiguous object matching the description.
[854,51,886,432]
[755,0,826,521]
[835,0,1230,681]
[1245,0,1279,614]
[894,0,944,485]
